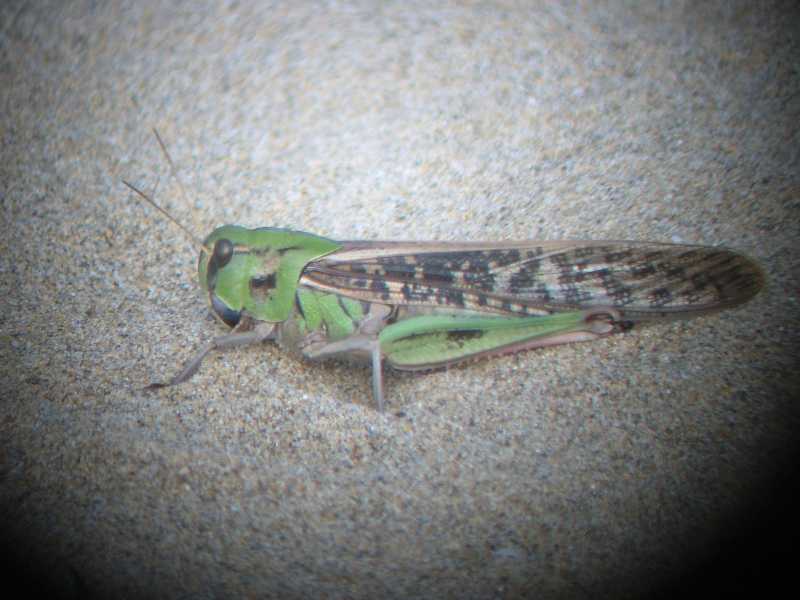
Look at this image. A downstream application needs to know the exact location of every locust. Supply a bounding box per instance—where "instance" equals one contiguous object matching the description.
[123,132,765,411]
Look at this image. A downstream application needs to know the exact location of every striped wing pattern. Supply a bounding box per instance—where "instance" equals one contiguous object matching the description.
[300,240,764,322]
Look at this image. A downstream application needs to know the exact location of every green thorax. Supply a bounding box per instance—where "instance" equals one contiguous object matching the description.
[294,288,366,341]
[198,225,341,324]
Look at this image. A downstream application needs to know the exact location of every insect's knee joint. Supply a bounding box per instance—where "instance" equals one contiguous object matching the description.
[583,307,621,334]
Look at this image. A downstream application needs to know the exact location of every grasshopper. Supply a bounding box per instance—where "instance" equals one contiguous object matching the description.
[123,132,765,411]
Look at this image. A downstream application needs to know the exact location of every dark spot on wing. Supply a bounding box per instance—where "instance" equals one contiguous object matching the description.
[650,287,673,307]
[509,260,540,292]
[370,277,391,300]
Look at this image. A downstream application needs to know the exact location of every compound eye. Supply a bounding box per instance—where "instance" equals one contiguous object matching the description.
[206,238,234,288]
[212,238,234,268]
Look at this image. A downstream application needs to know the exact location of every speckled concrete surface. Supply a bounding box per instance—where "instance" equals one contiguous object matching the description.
[2,1,799,598]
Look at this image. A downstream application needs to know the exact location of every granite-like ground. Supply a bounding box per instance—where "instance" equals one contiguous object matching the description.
[2,1,799,598]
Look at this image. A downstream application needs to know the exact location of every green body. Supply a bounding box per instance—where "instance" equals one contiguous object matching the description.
[123,135,764,409]
[180,223,764,410]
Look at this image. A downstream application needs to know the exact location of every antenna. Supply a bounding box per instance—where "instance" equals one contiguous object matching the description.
[122,179,211,254]
[152,128,195,213]
[122,128,212,254]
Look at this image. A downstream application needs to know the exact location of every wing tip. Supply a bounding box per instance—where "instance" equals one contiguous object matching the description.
[620,247,766,322]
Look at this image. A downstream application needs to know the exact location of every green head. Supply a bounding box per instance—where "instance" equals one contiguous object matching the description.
[198,225,341,327]
[121,179,340,329]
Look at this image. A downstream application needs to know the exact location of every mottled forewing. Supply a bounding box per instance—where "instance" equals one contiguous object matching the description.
[300,240,764,321]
